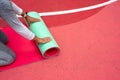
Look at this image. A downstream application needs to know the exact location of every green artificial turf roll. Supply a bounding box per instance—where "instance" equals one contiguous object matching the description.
[27,11,60,58]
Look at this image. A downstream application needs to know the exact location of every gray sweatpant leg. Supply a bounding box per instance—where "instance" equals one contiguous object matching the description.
[0,50,15,66]
[0,31,16,66]
[0,42,16,66]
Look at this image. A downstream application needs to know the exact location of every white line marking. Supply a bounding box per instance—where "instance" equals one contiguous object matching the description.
[18,0,117,17]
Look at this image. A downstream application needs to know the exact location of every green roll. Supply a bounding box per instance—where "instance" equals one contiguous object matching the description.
[27,11,60,58]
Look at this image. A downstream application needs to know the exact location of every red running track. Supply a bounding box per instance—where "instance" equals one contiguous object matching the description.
[0,0,120,80]
[0,0,109,71]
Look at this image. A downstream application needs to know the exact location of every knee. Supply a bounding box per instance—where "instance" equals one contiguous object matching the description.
[0,56,16,66]
[0,51,16,66]
[6,54,16,65]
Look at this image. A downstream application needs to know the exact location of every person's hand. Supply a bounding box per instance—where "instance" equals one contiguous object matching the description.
[25,15,40,26]
[21,11,40,26]
[33,36,51,44]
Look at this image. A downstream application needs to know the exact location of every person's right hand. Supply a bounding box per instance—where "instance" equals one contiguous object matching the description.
[33,36,51,44]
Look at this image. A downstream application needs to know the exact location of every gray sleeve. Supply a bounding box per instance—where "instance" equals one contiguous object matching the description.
[0,1,35,40]
[11,1,23,15]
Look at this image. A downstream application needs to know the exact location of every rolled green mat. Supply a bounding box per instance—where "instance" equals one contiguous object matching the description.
[27,11,60,58]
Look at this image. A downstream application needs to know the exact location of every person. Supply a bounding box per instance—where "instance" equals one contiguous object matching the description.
[0,0,51,66]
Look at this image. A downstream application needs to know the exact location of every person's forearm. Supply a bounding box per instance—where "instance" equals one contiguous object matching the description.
[11,22,35,40]
[10,1,41,41]
[11,1,28,18]
[10,2,35,40]
[11,1,23,15]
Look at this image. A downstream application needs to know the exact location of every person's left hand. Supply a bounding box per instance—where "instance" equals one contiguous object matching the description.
[25,15,40,26]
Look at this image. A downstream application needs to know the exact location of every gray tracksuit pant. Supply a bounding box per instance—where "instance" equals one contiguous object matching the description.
[0,30,16,66]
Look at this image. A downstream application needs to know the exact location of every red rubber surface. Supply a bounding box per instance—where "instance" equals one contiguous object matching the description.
[0,0,120,80]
